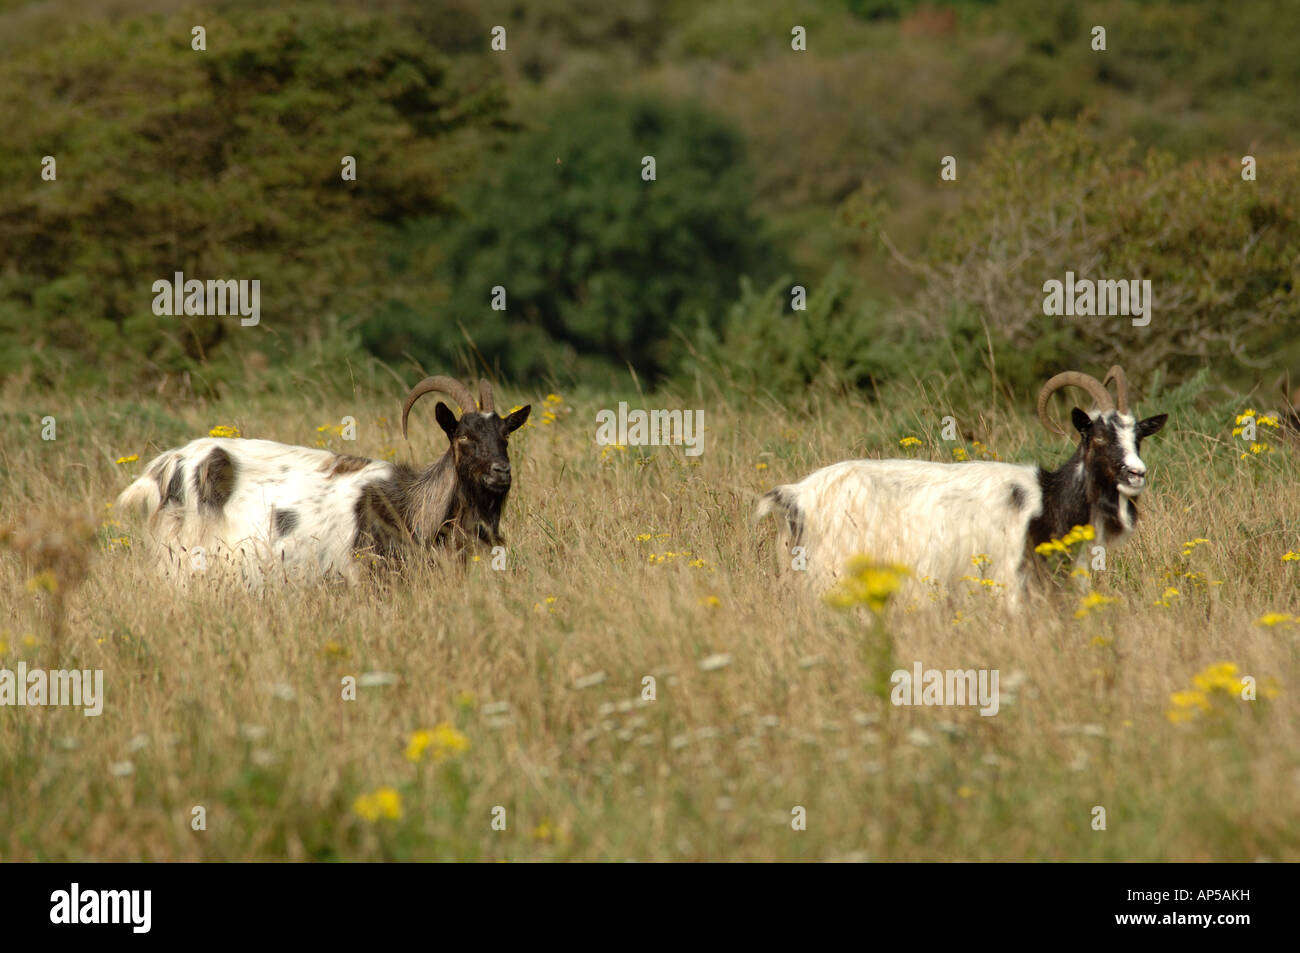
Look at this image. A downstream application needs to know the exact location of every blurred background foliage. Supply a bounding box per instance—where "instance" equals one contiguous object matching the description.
[1,0,1297,401]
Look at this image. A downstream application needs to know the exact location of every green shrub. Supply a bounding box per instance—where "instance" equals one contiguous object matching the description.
[0,2,506,395]
[681,265,912,401]
[406,92,778,384]
[844,115,1300,394]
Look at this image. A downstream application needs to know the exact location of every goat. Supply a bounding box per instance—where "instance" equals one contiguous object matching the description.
[757,367,1167,604]
[116,376,530,584]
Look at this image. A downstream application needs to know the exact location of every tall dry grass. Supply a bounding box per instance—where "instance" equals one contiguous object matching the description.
[1,376,1297,860]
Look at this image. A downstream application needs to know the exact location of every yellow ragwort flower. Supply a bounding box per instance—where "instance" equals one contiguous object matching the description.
[353,786,403,822]
[1256,613,1300,628]
[405,722,471,764]
[826,557,911,613]
[1073,591,1119,619]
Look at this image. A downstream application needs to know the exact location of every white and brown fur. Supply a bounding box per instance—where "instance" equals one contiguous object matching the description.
[117,379,530,586]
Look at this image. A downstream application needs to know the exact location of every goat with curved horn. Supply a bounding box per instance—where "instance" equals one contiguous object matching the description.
[1037,370,1115,436]
[118,371,531,587]
[1102,365,1129,414]
[402,376,479,439]
[761,366,1168,608]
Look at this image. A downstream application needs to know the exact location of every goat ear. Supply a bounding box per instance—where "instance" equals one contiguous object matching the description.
[1070,407,1093,436]
[1137,413,1168,438]
[434,401,459,440]
[503,405,531,434]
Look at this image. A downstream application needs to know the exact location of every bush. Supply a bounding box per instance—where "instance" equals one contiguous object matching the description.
[843,115,1300,394]
[398,92,779,384]
[681,265,913,400]
[0,2,506,395]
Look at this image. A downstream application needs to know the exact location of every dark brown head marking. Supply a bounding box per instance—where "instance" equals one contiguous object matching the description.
[164,459,186,506]
[195,447,237,513]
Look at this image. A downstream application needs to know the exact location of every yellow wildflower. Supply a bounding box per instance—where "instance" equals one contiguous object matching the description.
[209,425,241,438]
[405,722,471,764]
[899,436,922,448]
[1191,662,1245,696]
[353,786,403,822]
[826,557,911,613]
[1074,591,1119,619]
[115,454,139,465]
[1256,613,1300,627]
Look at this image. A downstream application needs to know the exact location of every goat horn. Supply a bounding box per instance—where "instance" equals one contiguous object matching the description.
[478,378,495,414]
[1036,371,1115,437]
[401,376,477,439]
[1102,365,1129,414]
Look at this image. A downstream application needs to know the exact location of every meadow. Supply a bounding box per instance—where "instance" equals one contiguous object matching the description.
[2,372,1297,861]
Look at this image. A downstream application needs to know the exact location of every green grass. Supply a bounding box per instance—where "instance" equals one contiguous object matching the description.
[2,375,1297,860]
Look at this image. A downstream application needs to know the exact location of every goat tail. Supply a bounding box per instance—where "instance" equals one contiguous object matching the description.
[756,484,807,544]
[116,450,179,516]
[116,474,161,515]
[755,485,797,525]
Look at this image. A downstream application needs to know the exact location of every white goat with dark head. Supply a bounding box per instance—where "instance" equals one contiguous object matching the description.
[117,376,530,585]
[757,366,1167,603]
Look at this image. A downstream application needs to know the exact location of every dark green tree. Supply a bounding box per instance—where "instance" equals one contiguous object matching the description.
[389,92,778,383]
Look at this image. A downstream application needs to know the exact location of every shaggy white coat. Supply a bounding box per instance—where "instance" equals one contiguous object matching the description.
[758,459,1050,600]
[117,438,396,586]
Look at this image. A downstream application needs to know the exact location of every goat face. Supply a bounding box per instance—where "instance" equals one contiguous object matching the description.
[435,402,531,493]
[1070,407,1167,499]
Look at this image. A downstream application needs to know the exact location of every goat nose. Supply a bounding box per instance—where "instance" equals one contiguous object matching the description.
[491,462,510,475]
